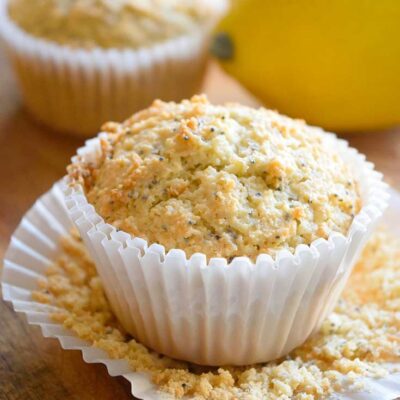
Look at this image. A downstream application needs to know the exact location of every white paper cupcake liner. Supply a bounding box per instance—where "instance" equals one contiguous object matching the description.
[63,134,389,366]
[2,181,400,400]
[0,0,226,136]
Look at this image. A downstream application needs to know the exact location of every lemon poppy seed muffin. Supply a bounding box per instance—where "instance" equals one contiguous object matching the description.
[68,95,361,261]
[8,0,215,48]
[2,0,225,136]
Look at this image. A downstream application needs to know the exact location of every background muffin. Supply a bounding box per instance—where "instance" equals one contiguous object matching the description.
[70,95,360,260]
[0,0,226,135]
[65,96,387,366]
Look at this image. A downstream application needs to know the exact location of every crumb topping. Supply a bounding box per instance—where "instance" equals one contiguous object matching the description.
[32,229,400,399]
[8,0,217,48]
[68,95,360,261]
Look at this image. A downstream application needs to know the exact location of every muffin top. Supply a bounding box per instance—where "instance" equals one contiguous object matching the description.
[8,0,218,49]
[68,95,361,261]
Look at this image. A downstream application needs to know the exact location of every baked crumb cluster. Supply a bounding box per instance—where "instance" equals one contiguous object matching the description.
[32,229,400,400]
[9,0,214,48]
[69,95,360,260]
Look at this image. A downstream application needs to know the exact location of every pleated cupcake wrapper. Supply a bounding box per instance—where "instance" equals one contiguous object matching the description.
[63,134,389,366]
[0,0,225,136]
[2,181,400,400]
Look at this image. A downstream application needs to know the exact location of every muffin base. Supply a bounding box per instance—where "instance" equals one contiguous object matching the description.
[2,181,400,399]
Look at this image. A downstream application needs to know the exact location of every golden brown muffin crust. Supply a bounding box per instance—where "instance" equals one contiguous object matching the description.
[68,95,361,260]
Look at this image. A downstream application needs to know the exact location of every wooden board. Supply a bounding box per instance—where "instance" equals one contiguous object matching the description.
[1,48,400,399]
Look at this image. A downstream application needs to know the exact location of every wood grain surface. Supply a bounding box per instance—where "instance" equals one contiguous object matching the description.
[1,47,400,400]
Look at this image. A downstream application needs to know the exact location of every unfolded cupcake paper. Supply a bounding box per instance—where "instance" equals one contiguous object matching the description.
[0,0,227,135]
[63,134,389,366]
[2,181,400,400]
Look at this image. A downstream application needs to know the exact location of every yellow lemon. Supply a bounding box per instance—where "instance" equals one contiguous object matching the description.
[213,0,400,132]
